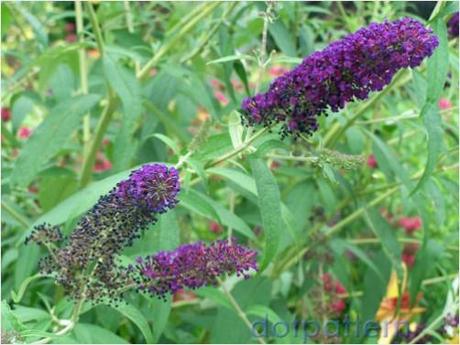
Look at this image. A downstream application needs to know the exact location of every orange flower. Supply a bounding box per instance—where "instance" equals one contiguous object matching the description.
[376,264,425,344]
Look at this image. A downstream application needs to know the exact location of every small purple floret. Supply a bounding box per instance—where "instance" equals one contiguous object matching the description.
[241,17,439,137]
[132,239,258,298]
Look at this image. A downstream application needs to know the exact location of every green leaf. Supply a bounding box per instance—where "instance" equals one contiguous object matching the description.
[11,274,43,304]
[195,287,233,310]
[143,211,179,342]
[72,323,128,344]
[268,20,297,57]
[10,94,101,187]
[411,17,449,195]
[15,4,48,48]
[1,4,12,36]
[13,306,50,323]
[102,52,142,119]
[207,167,257,195]
[250,159,282,271]
[179,188,220,220]
[246,305,282,325]
[364,208,402,275]
[409,239,443,304]
[38,168,78,212]
[103,54,143,171]
[115,304,154,344]
[207,54,254,65]
[367,130,412,191]
[233,60,251,96]
[151,133,180,155]
[329,239,384,283]
[425,21,449,101]
[1,300,26,334]
[360,251,392,326]
[14,246,41,290]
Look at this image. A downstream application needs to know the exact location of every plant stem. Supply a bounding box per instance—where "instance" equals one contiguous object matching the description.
[323,69,409,147]
[210,127,269,166]
[227,192,235,244]
[137,2,221,80]
[274,186,399,276]
[86,2,104,55]
[266,153,318,163]
[255,2,273,94]
[79,93,118,187]
[75,0,91,156]
[123,0,140,74]
[180,2,237,63]
[1,201,30,228]
[218,278,266,344]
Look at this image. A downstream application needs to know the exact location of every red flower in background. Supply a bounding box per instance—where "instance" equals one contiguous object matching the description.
[209,221,223,234]
[65,33,77,43]
[93,152,112,173]
[330,299,346,314]
[1,107,11,122]
[402,243,419,268]
[65,22,76,33]
[438,98,452,110]
[268,65,289,78]
[214,91,229,106]
[18,127,32,139]
[398,216,422,235]
[367,154,378,168]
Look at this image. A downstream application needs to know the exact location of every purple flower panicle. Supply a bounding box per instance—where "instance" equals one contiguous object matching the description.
[116,164,180,213]
[448,12,459,38]
[131,239,258,299]
[27,163,180,303]
[241,18,439,137]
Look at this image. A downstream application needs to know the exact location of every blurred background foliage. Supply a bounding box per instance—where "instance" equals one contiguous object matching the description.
[1,1,459,344]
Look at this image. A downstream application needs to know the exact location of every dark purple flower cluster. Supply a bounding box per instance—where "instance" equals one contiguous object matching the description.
[25,223,63,246]
[130,239,258,299]
[241,17,439,137]
[27,163,180,303]
[116,164,180,213]
[448,12,459,38]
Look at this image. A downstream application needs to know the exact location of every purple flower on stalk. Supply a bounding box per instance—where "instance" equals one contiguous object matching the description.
[241,17,439,137]
[448,12,459,38]
[27,163,180,303]
[116,164,180,213]
[131,239,258,299]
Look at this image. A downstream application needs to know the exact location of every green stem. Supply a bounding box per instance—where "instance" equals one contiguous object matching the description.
[79,94,118,187]
[323,69,409,147]
[86,2,104,55]
[1,201,30,228]
[75,0,91,156]
[266,153,318,163]
[274,186,399,276]
[210,127,269,166]
[137,2,221,80]
[217,278,266,344]
[180,2,237,63]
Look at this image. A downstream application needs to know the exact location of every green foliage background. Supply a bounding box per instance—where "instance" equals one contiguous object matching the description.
[1,1,459,344]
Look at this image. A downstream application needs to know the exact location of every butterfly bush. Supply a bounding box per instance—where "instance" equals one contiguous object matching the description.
[241,17,439,137]
[27,163,180,302]
[27,163,258,303]
[130,239,258,299]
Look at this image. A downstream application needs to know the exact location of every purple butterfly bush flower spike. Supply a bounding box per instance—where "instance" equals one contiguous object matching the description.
[241,17,439,137]
[448,12,459,39]
[131,239,258,299]
[28,163,180,303]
